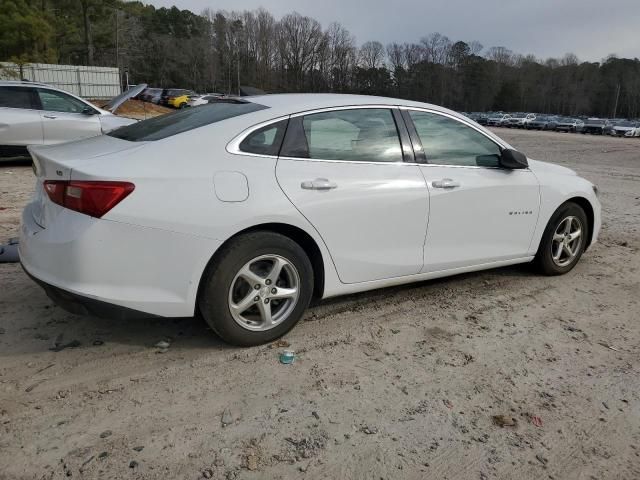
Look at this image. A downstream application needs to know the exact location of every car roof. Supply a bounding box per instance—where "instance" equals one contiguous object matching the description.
[247,93,467,120]
[0,80,49,87]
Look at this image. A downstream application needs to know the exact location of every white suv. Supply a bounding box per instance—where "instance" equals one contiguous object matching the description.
[0,81,142,160]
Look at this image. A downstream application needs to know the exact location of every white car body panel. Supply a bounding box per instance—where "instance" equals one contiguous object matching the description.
[40,110,102,143]
[19,93,601,318]
[276,158,428,283]
[0,107,43,145]
[419,165,540,271]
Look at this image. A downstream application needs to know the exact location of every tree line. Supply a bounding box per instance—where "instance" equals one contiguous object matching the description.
[2,0,640,118]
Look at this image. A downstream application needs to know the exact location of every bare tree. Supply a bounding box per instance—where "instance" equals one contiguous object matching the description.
[359,41,385,69]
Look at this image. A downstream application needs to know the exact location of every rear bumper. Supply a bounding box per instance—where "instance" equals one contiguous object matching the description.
[23,266,155,319]
[19,201,221,317]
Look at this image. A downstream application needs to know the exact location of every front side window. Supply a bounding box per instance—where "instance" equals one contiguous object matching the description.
[408,111,502,167]
[0,86,36,109]
[109,101,268,142]
[283,108,403,163]
[37,89,91,113]
[239,120,288,156]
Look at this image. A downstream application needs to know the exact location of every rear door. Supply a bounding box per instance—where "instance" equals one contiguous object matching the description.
[402,109,540,272]
[0,86,43,149]
[36,87,102,144]
[275,107,429,284]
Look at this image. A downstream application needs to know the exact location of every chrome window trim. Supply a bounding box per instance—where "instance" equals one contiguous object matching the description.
[226,114,290,159]
[277,156,419,166]
[227,103,530,172]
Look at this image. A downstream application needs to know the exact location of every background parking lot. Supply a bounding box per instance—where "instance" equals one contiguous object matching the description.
[0,128,639,480]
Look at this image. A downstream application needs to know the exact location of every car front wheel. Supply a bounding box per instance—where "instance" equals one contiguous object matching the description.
[198,232,314,346]
[534,202,589,275]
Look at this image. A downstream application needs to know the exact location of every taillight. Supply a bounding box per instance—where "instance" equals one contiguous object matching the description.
[43,181,134,218]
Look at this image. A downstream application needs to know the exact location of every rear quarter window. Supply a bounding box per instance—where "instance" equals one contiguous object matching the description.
[108,101,268,142]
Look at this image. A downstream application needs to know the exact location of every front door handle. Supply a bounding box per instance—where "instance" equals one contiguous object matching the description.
[432,178,460,189]
[301,178,337,190]
[43,114,57,119]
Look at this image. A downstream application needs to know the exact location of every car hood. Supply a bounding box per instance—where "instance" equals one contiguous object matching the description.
[527,159,577,176]
[103,83,147,113]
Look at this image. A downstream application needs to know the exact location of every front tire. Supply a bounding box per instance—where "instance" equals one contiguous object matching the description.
[198,232,314,346]
[534,202,589,275]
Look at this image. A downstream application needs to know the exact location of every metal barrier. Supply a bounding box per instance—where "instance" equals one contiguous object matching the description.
[0,62,121,99]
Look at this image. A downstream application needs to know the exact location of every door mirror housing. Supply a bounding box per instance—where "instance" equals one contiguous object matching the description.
[82,106,98,115]
[499,148,528,169]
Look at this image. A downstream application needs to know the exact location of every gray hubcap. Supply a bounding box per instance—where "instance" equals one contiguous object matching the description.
[551,216,583,267]
[228,255,300,331]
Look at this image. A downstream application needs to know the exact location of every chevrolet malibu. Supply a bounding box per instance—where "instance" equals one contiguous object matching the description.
[20,94,601,346]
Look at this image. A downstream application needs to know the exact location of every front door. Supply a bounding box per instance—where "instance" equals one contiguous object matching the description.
[276,107,429,284]
[403,109,540,272]
[36,88,102,144]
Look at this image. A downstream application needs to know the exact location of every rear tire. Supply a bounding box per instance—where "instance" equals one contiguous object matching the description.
[534,202,589,275]
[198,231,314,346]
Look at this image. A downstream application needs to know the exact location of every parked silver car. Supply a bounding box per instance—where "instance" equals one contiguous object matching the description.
[0,81,142,160]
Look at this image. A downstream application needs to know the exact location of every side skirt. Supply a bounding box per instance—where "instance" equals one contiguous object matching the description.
[322,256,535,299]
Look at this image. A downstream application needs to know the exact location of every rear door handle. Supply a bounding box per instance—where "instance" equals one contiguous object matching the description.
[301,178,337,190]
[43,114,57,119]
[432,178,460,189]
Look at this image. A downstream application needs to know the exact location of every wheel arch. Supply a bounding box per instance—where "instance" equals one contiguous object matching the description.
[197,222,325,306]
[566,196,595,249]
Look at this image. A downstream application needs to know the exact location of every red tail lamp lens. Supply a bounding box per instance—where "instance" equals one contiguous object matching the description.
[43,180,135,218]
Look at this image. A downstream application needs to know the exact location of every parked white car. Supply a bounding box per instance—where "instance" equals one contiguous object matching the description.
[20,94,601,345]
[624,126,640,137]
[0,81,142,160]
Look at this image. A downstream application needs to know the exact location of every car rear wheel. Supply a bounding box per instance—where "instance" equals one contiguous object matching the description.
[534,202,589,275]
[198,231,314,346]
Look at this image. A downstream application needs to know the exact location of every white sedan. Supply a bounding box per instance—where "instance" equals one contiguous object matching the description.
[0,81,141,160]
[20,94,601,346]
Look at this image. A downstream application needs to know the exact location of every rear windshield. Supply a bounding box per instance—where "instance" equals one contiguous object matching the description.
[108,101,268,142]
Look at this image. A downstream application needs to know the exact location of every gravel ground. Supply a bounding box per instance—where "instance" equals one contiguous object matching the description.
[0,129,639,480]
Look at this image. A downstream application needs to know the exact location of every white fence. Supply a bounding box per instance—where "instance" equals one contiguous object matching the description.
[0,62,121,99]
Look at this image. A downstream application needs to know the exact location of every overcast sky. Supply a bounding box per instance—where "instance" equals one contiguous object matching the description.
[146,0,639,61]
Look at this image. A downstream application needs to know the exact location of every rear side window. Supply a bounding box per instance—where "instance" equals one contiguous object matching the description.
[281,108,403,163]
[239,120,288,156]
[0,86,36,109]
[109,101,268,142]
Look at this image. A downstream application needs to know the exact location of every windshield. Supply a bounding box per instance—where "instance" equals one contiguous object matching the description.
[108,101,268,142]
[587,119,604,125]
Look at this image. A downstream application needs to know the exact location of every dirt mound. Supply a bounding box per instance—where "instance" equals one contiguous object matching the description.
[90,99,172,120]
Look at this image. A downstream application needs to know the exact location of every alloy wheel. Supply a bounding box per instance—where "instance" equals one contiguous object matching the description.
[228,255,300,331]
[550,216,583,267]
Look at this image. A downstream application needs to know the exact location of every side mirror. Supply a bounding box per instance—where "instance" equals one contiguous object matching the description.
[499,148,529,169]
[82,106,98,115]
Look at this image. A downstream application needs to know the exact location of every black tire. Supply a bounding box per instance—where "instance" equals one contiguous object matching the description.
[198,231,314,346]
[534,202,589,276]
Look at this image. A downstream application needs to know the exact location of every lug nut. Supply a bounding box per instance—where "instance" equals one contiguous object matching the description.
[264,298,270,304]
[271,288,277,294]
[254,296,259,302]
[254,284,261,290]
[265,279,272,285]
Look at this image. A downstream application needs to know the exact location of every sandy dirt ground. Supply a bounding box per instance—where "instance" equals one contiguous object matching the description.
[0,129,639,480]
